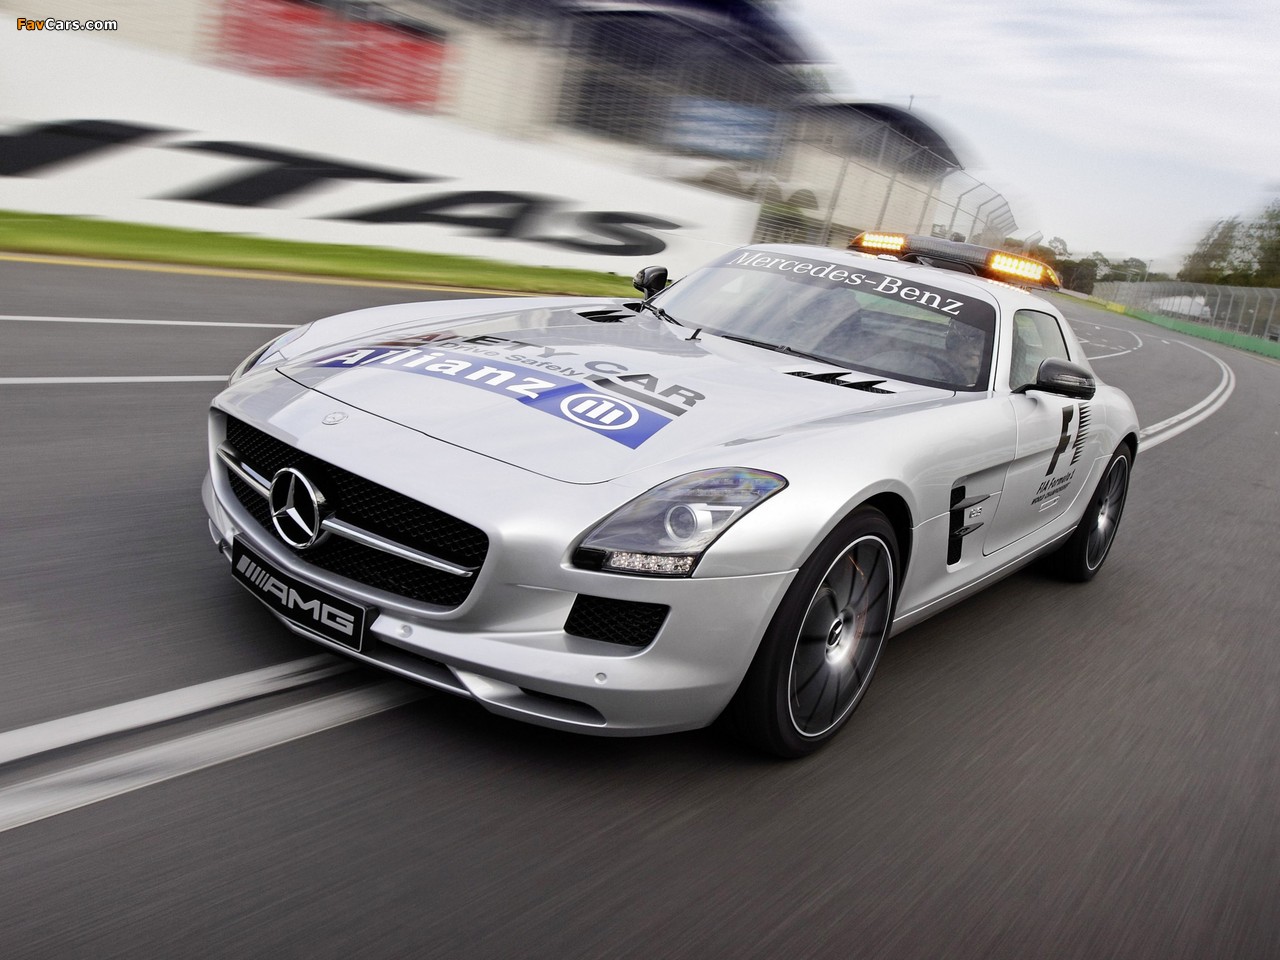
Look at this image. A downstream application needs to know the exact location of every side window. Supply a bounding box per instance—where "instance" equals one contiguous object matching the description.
[1010,309,1069,388]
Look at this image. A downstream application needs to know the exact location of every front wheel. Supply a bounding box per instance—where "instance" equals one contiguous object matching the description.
[1047,441,1133,582]
[730,507,898,758]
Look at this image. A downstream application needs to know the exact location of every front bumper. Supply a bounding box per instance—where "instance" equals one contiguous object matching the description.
[203,384,796,735]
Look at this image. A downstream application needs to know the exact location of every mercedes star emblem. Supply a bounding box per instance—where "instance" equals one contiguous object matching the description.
[268,467,330,549]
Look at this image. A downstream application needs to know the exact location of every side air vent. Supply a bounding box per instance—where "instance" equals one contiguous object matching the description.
[575,308,634,323]
[947,485,989,564]
[840,380,894,394]
[565,595,669,648]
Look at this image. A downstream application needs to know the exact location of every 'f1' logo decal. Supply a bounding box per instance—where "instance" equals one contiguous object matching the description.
[1047,405,1076,475]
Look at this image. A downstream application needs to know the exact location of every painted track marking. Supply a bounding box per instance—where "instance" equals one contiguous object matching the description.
[1139,341,1235,450]
[0,655,350,766]
[1,313,273,384]
[0,314,295,329]
[1071,315,1234,449]
[1083,323,1144,361]
[0,682,421,834]
[0,375,228,384]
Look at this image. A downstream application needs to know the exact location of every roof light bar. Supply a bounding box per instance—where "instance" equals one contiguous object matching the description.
[988,252,1047,283]
[853,232,907,253]
[848,233,1059,288]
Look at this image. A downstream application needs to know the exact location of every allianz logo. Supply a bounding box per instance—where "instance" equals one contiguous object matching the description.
[559,393,640,430]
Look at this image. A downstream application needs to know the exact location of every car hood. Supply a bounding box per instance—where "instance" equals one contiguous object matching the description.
[278,301,949,483]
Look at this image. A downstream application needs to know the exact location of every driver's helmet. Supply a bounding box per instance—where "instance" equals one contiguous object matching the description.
[945,320,985,382]
[946,320,985,354]
[804,289,854,324]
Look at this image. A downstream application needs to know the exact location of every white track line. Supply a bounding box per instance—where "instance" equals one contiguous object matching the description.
[0,681,422,834]
[0,314,294,329]
[0,375,228,384]
[0,315,279,384]
[1074,320,1232,449]
[0,655,350,766]
[1082,324,1143,361]
[1086,322,1145,346]
[1139,341,1236,450]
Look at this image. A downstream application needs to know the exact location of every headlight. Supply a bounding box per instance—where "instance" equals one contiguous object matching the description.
[573,468,787,577]
[228,324,312,383]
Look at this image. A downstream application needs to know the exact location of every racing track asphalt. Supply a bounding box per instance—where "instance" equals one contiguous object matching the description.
[0,257,1277,960]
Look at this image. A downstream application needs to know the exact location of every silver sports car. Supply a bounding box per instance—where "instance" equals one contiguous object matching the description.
[204,233,1139,756]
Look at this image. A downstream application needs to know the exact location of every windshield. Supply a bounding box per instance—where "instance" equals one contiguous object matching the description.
[652,249,997,390]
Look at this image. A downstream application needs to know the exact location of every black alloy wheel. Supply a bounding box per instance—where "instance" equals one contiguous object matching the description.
[1048,441,1133,582]
[731,507,897,758]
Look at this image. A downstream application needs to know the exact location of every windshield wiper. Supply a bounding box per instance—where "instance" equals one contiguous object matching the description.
[717,334,842,368]
[639,301,684,326]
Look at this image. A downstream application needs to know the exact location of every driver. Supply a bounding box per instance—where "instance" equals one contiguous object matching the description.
[797,291,862,357]
[944,321,986,386]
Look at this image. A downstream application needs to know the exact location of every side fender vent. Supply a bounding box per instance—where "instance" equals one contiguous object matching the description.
[947,485,990,564]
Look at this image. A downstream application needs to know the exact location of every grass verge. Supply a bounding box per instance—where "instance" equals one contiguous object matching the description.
[0,210,636,297]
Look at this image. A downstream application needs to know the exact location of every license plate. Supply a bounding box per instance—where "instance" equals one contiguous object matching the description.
[231,540,369,651]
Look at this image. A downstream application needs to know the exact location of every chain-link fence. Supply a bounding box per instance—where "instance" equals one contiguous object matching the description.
[760,114,1017,248]
[1093,281,1280,342]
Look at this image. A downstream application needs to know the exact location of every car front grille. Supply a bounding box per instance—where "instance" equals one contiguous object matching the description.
[223,416,488,608]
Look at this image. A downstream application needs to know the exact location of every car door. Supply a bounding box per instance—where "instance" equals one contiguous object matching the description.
[983,309,1096,555]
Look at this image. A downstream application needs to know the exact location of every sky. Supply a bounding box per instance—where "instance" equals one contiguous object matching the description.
[786,0,1280,272]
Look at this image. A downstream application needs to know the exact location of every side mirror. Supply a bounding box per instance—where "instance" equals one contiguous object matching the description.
[633,265,669,299]
[1017,357,1096,400]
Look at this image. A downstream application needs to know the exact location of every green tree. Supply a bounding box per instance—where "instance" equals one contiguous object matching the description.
[1179,217,1248,284]
[1058,258,1098,295]
[1029,243,1058,266]
[1246,199,1280,287]
[1108,257,1149,281]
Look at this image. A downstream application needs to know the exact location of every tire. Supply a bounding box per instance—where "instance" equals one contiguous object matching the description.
[1047,441,1133,582]
[731,507,898,758]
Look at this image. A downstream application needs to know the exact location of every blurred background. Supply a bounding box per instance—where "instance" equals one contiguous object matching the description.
[3,0,1277,339]
[0,0,1017,248]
